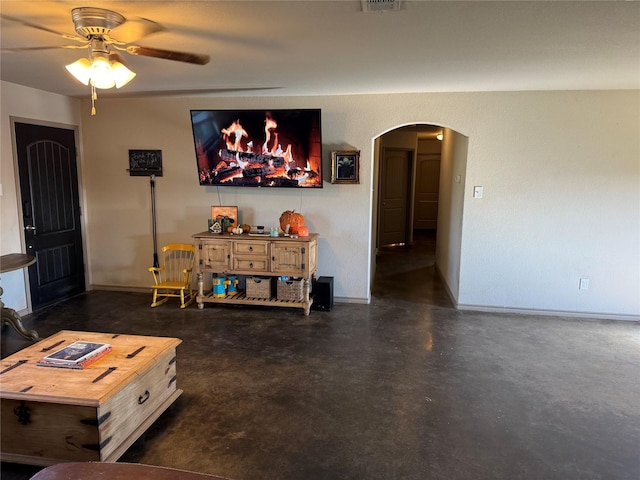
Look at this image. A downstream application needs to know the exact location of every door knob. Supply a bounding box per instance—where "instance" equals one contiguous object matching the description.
[25,225,36,232]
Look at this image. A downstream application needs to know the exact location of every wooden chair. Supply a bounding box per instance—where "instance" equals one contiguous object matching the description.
[148,243,196,308]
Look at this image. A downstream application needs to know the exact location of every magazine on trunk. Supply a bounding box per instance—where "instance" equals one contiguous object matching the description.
[36,341,112,369]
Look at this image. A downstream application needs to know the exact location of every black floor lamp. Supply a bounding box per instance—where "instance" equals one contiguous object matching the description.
[150,173,159,268]
[128,150,163,269]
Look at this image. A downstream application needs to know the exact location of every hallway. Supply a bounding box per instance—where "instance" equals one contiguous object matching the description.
[373,230,451,307]
[1,238,639,480]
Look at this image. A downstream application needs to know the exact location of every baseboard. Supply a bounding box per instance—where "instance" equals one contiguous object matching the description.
[90,284,151,294]
[92,285,374,306]
[334,296,370,305]
[91,285,371,304]
[457,304,640,322]
[92,284,636,321]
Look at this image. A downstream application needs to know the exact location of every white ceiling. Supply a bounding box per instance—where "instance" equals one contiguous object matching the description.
[1,1,639,99]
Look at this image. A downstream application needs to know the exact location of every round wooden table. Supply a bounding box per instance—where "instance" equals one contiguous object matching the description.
[31,462,231,480]
[0,253,39,341]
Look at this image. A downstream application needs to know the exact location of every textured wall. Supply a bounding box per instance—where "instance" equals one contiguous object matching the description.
[2,84,638,318]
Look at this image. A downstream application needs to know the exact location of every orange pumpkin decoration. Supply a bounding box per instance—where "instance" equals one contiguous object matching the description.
[297,226,310,237]
[279,210,306,234]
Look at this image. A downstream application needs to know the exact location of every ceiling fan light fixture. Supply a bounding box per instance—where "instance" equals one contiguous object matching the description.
[65,52,136,91]
[65,58,92,85]
[110,58,136,88]
[89,55,116,89]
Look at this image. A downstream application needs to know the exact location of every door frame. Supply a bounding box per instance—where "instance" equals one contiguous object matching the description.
[377,146,414,249]
[9,116,88,313]
[370,124,448,295]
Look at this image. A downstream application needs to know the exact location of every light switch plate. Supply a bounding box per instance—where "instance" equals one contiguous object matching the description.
[473,186,483,198]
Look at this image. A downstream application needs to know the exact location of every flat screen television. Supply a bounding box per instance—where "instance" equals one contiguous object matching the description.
[190,109,322,187]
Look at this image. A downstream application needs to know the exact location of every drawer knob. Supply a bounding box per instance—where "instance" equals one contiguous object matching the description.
[249,246,253,252]
[138,390,150,405]
[249,262,253,268]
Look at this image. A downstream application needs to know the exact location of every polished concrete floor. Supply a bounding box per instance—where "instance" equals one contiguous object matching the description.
[2,232,639,480]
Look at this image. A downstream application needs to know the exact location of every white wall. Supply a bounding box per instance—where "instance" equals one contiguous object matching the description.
[436,128,468,302]
[3,85,638,319]
[0,81,82,313]
[456,91,639,319]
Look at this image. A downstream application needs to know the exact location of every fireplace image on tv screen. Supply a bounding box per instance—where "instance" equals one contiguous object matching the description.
[190,109,323,188]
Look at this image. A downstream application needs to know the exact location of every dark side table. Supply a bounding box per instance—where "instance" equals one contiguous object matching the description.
[0,253,39,341]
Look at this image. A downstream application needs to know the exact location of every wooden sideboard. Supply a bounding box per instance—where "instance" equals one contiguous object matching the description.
[192,232,318,315]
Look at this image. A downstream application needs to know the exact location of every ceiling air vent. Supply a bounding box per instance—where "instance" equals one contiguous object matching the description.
[361,0,402,13]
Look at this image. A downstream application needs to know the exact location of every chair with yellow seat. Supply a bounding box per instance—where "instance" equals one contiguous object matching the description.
[148,243,196,308]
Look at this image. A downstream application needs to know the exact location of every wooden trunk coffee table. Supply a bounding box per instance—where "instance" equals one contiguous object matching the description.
[0,330,182,466]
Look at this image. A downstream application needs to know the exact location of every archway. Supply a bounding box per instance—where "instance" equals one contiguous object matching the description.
[370,123,469,306]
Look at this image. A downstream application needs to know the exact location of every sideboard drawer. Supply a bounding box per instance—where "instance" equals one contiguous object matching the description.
[233,256,269,273]
[234,241,269,255]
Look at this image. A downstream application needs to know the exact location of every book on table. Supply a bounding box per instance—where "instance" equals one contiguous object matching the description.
[36,341,112,369]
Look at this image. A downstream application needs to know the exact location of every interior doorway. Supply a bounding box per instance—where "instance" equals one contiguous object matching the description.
[372,123,446,304]
[372,123,469,306]
[378,147,413,247]
[375,124,443,250]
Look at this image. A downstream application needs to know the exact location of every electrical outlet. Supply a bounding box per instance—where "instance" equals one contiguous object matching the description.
[579,278,590,290]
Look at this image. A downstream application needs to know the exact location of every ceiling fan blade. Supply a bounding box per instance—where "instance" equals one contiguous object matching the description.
[108,18,165,44]
[1,45,89,53]
[126,45,209,65]
[0,14,85,42]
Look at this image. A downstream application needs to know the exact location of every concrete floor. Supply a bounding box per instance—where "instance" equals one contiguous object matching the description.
[1,232,639,480]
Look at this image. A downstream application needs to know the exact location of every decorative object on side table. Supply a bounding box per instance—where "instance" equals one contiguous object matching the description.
[208,219,222,233]
[331,150,360,184]
[279,210,306,234]
[211,206,238,233]
[297,225,310,237]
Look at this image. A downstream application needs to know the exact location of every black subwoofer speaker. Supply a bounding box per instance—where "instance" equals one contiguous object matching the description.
[312,276,334,311]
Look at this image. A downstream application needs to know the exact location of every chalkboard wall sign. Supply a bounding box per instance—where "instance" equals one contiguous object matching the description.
[128,149,163,176]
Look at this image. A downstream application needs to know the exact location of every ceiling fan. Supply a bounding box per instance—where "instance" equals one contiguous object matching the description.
[1,7,210,114]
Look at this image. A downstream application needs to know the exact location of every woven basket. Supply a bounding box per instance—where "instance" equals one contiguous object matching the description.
[246,276,272,299]
[277,278,304,301]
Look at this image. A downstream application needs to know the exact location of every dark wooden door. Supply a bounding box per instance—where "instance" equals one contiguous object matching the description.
[413,153,441,229]
[378,148,412,247]
[413,138,441,230]
[15,122,85,309]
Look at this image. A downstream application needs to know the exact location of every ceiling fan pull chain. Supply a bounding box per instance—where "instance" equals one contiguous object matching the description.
[91,84,97,116]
